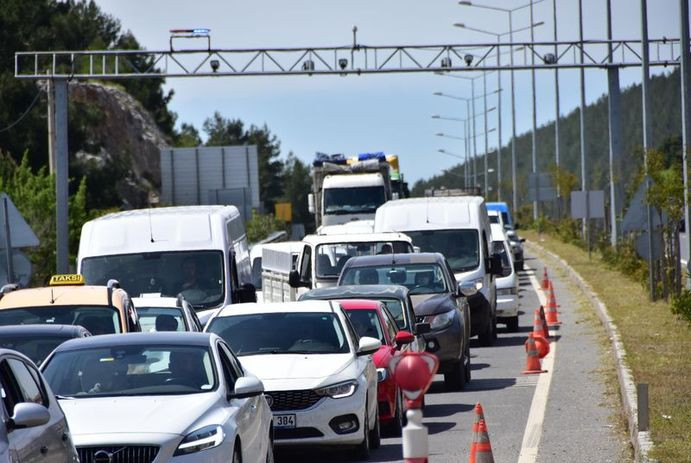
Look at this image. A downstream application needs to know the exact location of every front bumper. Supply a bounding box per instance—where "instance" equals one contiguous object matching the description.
[269,386,367,447]
[496,295,518,318]
[377,377,397,422]
[421,318,463,372]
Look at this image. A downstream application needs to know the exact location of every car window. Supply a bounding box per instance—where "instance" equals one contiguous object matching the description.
[380,306,399,342]
[340,263,448,295]
[7,359,46,406]
[217,345,239,390]
[380,298,406,330]
[345,310,385,344]
[136,307,187,332]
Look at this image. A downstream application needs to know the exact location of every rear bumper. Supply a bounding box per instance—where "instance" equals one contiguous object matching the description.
[496,295,518,318]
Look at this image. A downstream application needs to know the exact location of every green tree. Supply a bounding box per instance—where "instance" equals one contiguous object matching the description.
[281,153,312,227]
[202,112,284,211]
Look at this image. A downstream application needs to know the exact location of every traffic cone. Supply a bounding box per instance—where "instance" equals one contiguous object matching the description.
[539,306,550,338]
[545,281,562,326]
[541,267,550,290]
[469,403,487,462]
[473,419,495,463]
[533,333,550,358]
[522,333,547,374]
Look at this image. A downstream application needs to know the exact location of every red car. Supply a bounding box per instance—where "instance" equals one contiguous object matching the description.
[338,299,415,436]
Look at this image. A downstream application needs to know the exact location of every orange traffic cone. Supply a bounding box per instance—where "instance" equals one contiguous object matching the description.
[541,267,550,290]
[533,333,550,358]
[522,333,547,374]
[545,281,562,326]
[469,403,486,463]
[539,306,550,338]
[473,419,495,463]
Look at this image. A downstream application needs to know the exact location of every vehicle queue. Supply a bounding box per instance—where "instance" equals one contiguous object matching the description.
[0,197,524,462]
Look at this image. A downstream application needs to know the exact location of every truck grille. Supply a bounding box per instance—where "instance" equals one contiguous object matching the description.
[77,445,159,463]
[266,390,322,411]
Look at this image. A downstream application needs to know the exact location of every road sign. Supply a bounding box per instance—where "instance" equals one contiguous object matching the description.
[0,193,39,248]
[0,250,32,287]
[571,190,605,219]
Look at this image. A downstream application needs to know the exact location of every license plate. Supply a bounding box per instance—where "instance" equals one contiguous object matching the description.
[274,414,296,428]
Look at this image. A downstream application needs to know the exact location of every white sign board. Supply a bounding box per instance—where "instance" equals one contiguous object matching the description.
[571,190,605,219]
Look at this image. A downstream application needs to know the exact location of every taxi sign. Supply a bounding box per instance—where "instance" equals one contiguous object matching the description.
[49,274,85,286]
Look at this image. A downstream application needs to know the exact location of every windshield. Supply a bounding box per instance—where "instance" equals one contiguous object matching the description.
[0,306,120,335]
[340,263,448,295]
[315,241,413,278]
[488,215,500,224]
[404,230,480,273]
[0,334,74,366]
[345,310,384,344]
[136,307,186,332]
[82,251,224,309]
[208,312,350,356]
[42,345,216,397]
[323,186,386,215]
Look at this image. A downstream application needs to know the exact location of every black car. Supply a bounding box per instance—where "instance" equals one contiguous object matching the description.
[0,324,90,366]
[338,253,473,390]
[298,284,427,350]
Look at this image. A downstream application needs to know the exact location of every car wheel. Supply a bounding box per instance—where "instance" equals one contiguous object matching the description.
[369,400,381,450]
[478,317,496,346]
[516,261,524,271]
[464,344,472,383]
[443,359,466,391]
[232,442,242,463]
[386,390,404,437]
[352,399,370,461]
[507,315,519,332]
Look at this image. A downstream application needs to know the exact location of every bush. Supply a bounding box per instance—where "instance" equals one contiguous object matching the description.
[671,289,691,324]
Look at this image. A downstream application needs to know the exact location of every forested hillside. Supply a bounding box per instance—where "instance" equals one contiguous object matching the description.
[412,69,684,209]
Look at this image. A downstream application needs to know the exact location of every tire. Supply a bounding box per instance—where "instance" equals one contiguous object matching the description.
[443,358,466,391]
[515,261,524,271]
[478,316,496,347]
[506,315,519,332]
[233,442,242,463]
[385,391,404,437]
[369,401,381,450]
[464,344,472,383]
[352,400,370,461]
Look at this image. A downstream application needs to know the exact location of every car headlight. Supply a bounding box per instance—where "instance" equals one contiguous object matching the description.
[376,368,388,383]
[174,425,224,456]
[467,278,483,291]
[425,310,455,331]
[315,380,358,399]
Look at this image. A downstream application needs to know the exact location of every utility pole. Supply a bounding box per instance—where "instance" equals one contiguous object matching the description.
[471,79,478,189]
[641,0,656,299]
[54,79,69,273]
[578,0,589,254]
[530,1,539,221]
[483,72,490,198]
[680,0,691,288]
[552,0,561,217]
[47,77,57,175]
[496,35,503,202]
[607,0,623,247]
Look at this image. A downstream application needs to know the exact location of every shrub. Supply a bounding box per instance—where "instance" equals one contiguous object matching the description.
[671,289,691,324]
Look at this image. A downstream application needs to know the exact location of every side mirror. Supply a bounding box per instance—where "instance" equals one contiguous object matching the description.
[289,270,306,288]
[9,402,50,429]
[237,283,257,303]
[229,376,265,400]
[459,281,478,297]
[520,238,526,243]
[501,265,512,278]
[357,336,382,356]
[414,322,431,335]
[308,193,315,214]
[394,330,415,347]
[488,254,503,276]
[413,246,421,253]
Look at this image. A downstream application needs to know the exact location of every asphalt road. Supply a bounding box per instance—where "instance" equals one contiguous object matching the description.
[277,250,631,462]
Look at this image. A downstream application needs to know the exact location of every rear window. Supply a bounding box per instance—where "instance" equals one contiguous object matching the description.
[0,306,121,335]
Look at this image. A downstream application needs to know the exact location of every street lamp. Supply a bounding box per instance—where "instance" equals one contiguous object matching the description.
[459,0,545,215]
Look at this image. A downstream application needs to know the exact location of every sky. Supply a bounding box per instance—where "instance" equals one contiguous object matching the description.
[93,0,685,186]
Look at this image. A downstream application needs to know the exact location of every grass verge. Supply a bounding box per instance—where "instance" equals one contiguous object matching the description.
[523,230,691,462]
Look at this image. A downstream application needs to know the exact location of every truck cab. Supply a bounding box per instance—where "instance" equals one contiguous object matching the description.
[320,173,387,226]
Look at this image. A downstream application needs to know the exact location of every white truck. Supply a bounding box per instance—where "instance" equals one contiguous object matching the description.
[262,232,414,302]
[309,153,407,229]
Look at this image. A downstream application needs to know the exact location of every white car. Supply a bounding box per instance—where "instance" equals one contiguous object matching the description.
[490,223,519,332]
[40,332,274,463]
[205,301,381,459]
[133,295,203,332]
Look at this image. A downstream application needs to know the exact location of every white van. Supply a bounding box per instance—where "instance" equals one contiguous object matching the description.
[374,197,502,346]
[77,206,256,318]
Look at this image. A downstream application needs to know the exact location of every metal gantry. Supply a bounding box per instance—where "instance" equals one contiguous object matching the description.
[13,36,687,272]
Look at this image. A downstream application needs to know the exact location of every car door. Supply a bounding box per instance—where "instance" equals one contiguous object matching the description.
[217,344,263,461]
[0,355,70,463]
[342,313,376,425]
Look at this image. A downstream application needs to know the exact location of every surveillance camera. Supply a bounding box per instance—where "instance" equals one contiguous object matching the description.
[210,59,220,72]
[338,58,348,70]
[543,53,557,65]
[464,54,474,66]
[440,57,452,69]
[302,60,315,72]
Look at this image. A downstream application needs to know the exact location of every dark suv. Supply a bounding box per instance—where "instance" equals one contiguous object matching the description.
[338,253,473,390]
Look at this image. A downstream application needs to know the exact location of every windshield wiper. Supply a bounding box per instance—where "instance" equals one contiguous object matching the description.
[55,394,75,400]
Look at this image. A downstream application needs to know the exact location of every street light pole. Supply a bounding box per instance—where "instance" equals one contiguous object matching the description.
[530,0,539,221]
[509,10,518,215]
[606,0,623,247]
[680,0,691,288]
[578,0,589,254]
[496,35,503,202]
[552,0,561,216]
[483,71,490,198]
[471,79,478,189]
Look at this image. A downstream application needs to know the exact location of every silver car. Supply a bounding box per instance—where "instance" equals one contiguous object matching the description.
[40,332,274,462]
[0,348,79,462]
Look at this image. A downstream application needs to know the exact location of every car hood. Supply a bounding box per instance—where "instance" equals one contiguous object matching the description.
[410,293,457,316]
[59,393,220,436]
[239,353,354,389]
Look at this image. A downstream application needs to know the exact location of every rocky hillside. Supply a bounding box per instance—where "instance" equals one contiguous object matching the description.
[69,82,170,208]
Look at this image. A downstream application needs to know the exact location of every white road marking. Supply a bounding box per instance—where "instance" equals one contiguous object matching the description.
[517,263,557,463]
